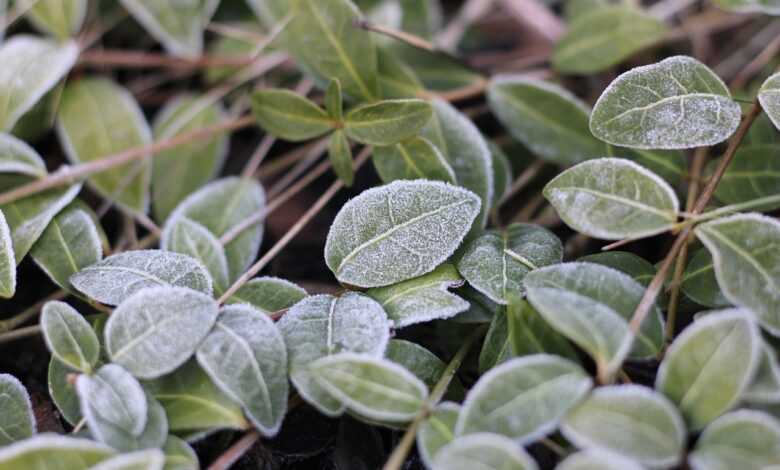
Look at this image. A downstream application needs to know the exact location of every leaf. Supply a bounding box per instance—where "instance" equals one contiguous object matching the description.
[457,223,563,304]
[0,35,78,130]
[456,355,592,443]
[744,341,780,404]
[18,0,88,39]
[0,374,35,445]
[456,285,500,324]
[376,46,424,99]
[118,0,220,57]
[48,357,82,426]
[417,402,460,468]
[656,309,761,429]
[590,56,741,149]
[162,436,198,470]
[681,248,730,308]
[30,202,104,293]
[105,286,219,379]
[399,0,443,37]
[76,364,148,438]
[760,72,780,130]
[161,217,228,293]
[695,214,780,334]
[197,304,289,437]
[325,180,480,288]
[325,78,343,121]
[41,301,100,373]
[432,433,540,470]
[689,410,780,470]
[707,145,780,210]
[525,262,665,376]
[372,136,456,184]
[579,251,657,287]
[489,143,512,206]
[164,177,265,282]
[343,99,432,146]
[564,0,609,20]
[556,450,646,470]
[543,158,680,240]
[71,250,213,306]
[57,78,151,212]
[143,359,248,435]
[385,339,448,391]
[507,297,579,361]
[310,352,428,422]
[86,391,169,452]
[152,95,229,222]
[553,7,667,75]
[0,435,114,469]
[487,76,604,166]
[89,449,165,470]
[478,308,513,373]
[0,209,14,298]
[614,146,688,186]
[0,132,46,177]
[367,263,468,327]
[226,276,307,314]
[561,384,686,467]
[422,99,493,229]
[713,0,780,16]
[329,130,354,186]
[250,89,334,142]
[277,293,390,416]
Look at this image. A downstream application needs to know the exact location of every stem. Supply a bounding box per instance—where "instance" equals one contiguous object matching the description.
[691,193,780,223]
[0,325,41,345]
[79,50,256,69]
[0,290,67,333]
[355,19,437,52]
[206,430,261,470]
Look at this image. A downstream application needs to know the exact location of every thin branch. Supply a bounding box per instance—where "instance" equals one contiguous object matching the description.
[355,19,437,52]
[266,138,330,198]
[0,325,41,345]
[206,430,261,470]
[78,50,256,69]
[730,31,780,90]
[0,290,67,333]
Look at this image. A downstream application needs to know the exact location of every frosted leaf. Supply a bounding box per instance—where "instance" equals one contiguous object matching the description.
[0,133,46,177]
[17,0,87,39]
[81,390,169,452]
[277,293,390,416]
[417,402,460,468]
[118,0,220,58]
[162,217,229,293]
[713,0,780,15]
[0,434,114,469]
[161,436,198,470]
[105,286,219,379]
[655,309,761,430]
[0,374,35,445]
[557,450,646,470]
[543,158,680,240]
[743,341,780,404]
[197,304,289,437]
[506,297,580,361]
[385,339,449,391]
[226,276,307,314]
[48,357,82,427]
[456,355,591,443]
[590,56,741,149]
[695,214,780,335]
[41,301,100,373]
[457,223,563,304]
[89,449,164,470]
[343,99,433,146]
[432,433,540,470]
[0,209,14,298]
[488,76,603,166]
[759,72,780,129]
[372,137,456,185]
[689,410,780,470]
[310,352,428,422]
[325,180,480,288]
[76,364,148,437]
[367,263,468,327]
[561,385,686,467]
[0,35,78,130]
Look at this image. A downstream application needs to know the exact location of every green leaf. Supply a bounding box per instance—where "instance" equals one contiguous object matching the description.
[0,374,35,445]
[507,297,579,361]
[85,390,168,452]
[579,251,657,287]
[489,143,512,206]
[324,180,481,288]
[478,308,513,373]
[376,47,424,99]
[0,435,114,469]
[344,99,432,146]
[250,89,334,142]
[395,46,483,92]
[0,209,14,298]
[553,7,667,75]
[329,130,354,186]
[0,36,78,130]
[325,79,343,121]
[487,76,603,166]
[455,285,500,324]
[48,357,82,426]
[656,309,761,429]
[310,352,428,422]
[543,158,680,240]
[417,402,460,468]
[713,0,780,15]
[561,385,686,467]
[695,214,780,334]
[71,250,213,306]
[456,355,592,443]
[385,339,448,391]
[760,72,780,130]
[57,78,151,212]
[105,286,218,379]
[564,0,608,20]
[590,56,741,149]
[525,262,665,376]
[18,0,87,39]
[689,410,780,470]
[161,436,197,470]
[611,146,688,187]
[226,276,307,314]
[0,133,46,177]
[76,364,148,438]
[161,217,228,293]
[367,263,468,328]
[89,449,164,470]
[432,433,540,470]
[557,450,645,470]
[707,145,780,210]
[196,304,289,437]
[40,301,99,373]
[30,202,104,293]
[277,293,390,416]
[372,137,456,184]
[681,248,730,308]
[118,0,219,57]
[457,223,563,304]
[152,95,229,222]
[744,341,780,404]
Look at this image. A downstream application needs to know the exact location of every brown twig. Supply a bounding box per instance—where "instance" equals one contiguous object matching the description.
[206,430,261,470]
[79,50,257,69]
[355,19,437,52]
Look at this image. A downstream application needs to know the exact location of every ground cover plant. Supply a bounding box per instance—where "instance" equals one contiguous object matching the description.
[0,0,780,469]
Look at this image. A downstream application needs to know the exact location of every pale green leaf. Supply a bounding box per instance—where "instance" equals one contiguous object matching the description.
[590,56,741,149]
[226,276,307,314]
[744,341,780,404]
[681,248,730,308]
[417,402,460,468]
[161,436,197,470]
[376,46,424,99]
[0,374,35,445]
[372,136,456,184]
[507,297,579,361]
[161,217,229,293]
[556,450,646,470]
[48,358,82,427]
[0,209,14,298]
[325,78,343,121]
[0,435,113,470]
[324,180,480,288]
[689,410,780,470]
[344,99,432,146]
[564,0,608,20]
[89,449,165,470]
[432,433,540,470]
[489,143,512,206]
[84,391,169,452]
[0,133,46,177]
[76,364,148,438]
[760,72,780,129]
[543,158,680,240]
[19,0,87,39]
[41,301,99,373]
[250,89,334,142]
[329,130,354,186]
[579,251,656,287]
[385,339,448,391]
[713,0,780,15]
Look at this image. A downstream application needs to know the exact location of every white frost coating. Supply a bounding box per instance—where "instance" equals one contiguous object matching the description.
[70,249,213,306]
[325,179,481,288]
[417,402,461,468]
[557,450,646,470]
[277,293,390,416]
[544,158,680,240]
[41,301,100,373]
[455,354,592,444]
[689,409,780,470]
[0,209,15,298]
[0,373,36,444]
[0,132,46,177]
[76,364,148,437]
[0,36,78,130]
[561,384,686,468]
[105,286,219,379]
[0,434,113,464]
[432,433,540,470]
[196,304,289,437]
[590,56,741,149]
[82,391,168,452]
[89,449,165,470]
[759,72,780,131]
[743,342,780,404]
[162,217,229,292]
